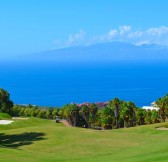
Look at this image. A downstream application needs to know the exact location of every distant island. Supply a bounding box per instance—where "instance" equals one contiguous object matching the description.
[12,42,168,63]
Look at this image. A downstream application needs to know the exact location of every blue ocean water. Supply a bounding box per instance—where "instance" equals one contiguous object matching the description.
[0,62,168,107]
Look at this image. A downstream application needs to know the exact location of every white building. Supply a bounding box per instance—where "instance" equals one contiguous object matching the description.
[142,102,159,111]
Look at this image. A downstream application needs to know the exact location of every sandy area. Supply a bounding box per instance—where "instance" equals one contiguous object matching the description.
[12,117,29,120]
[156,127,168,130]
[0,120,14,125]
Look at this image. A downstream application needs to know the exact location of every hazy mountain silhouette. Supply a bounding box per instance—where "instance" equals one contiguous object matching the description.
[18,42,168,63]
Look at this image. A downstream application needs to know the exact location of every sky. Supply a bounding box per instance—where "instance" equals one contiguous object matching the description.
[1,0,168,58]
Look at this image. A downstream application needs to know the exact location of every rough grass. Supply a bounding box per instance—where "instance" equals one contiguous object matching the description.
[0,113,11,120]
[0,118,168,162]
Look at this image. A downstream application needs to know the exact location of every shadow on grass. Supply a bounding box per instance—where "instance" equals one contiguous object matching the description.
[0,132,46,149]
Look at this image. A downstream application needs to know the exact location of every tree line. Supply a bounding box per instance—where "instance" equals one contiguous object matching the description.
[1,88,168,129]
[59,98,163,129]
[12,104,60,119]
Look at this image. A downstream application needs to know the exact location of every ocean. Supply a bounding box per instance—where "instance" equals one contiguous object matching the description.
[0,61,168,107]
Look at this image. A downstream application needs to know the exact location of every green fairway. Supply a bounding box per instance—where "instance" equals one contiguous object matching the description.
[0,118,168,162]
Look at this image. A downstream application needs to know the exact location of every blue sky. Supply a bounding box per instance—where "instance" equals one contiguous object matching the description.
[1,0,168,57]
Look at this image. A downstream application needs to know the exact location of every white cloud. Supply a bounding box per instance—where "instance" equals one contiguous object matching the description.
[135,40,150,46]
[147,26,168,36]
[97,25,132,42]
[53,30,86,48]
[99,25,168,46]
[107,29,118,40]
[143,26,168,46]
[66,30,85,45]
[53,26,168,48]
[119,25,132,35]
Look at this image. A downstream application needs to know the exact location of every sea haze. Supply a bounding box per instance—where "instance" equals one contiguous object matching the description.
[0,60,168,107]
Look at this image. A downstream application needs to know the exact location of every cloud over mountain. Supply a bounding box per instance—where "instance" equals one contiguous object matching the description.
[53,30,86,48]
[53,26,168,48]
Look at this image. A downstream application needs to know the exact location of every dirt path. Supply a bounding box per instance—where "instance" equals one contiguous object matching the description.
[60,120,72,127]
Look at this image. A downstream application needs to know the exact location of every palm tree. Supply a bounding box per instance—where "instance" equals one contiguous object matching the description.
[89,103,98,127]
[151,110,160,123]
[61,104,79,126]
[69,104,79,126]
[120,102,130,128]
[136,108,146,125]
[156,94,168,122]
[109,98,121,128]
[127,101,136,127]
[80,104,90,128]
[100,106,114,129]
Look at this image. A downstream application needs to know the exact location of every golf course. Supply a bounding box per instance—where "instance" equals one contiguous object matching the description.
[0,117,168,162]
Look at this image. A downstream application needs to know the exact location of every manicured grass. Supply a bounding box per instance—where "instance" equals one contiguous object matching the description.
[0,113,11,120]
[0,118,168,162]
